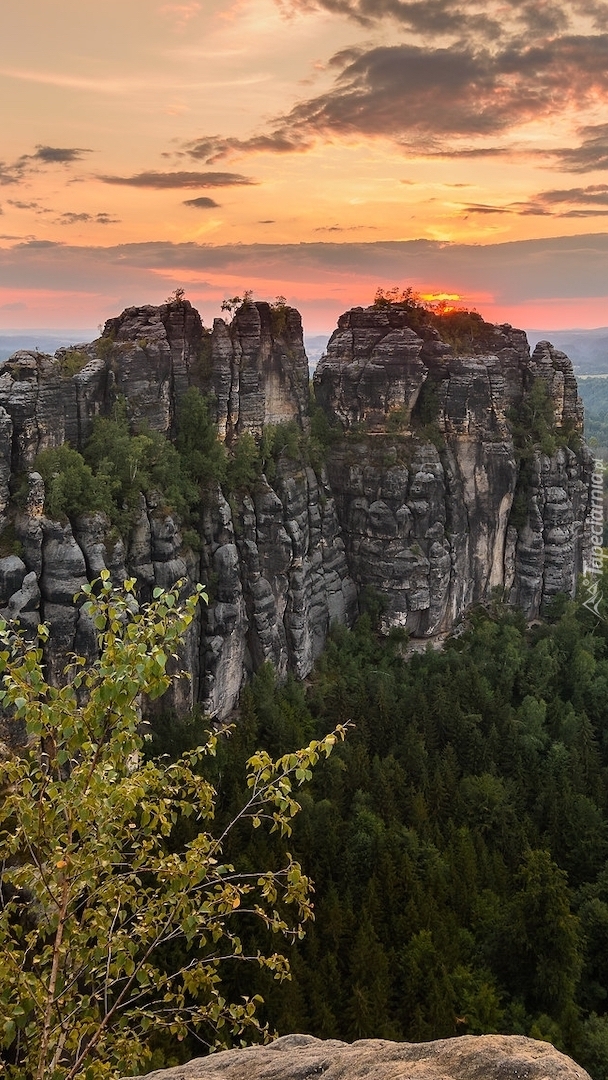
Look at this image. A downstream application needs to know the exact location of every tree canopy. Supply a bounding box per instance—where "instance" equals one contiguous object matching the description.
[0,575,346,1080]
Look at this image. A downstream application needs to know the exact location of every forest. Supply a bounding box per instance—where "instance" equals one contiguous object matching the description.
[148,581,608,1080]
[579,379,608,456]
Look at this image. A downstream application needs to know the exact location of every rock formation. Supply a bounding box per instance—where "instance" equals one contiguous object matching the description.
[125,1033,591,1080]
[314,305,592,635]
[0,297,595,718]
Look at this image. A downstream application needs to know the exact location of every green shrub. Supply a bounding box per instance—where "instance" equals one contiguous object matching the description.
[386,406,410,433]
[507,378,557,460]
[35,444,117,522]
[176,387,226,488]
[269,296,289,337]
[0,524,23,559]
[226,432,261,490]
[95,334,116,363]
[58,348,90,377]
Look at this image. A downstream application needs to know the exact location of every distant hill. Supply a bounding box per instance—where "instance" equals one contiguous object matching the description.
[0,330,97,363]
[526,327,608,374]
[304,334,330,373]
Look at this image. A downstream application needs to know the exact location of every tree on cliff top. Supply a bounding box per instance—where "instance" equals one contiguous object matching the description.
[0,575,346,1080]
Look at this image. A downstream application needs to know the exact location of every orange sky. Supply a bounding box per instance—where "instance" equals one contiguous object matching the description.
[2,0,608,332]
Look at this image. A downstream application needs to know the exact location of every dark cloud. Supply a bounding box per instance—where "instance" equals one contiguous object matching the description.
[0,162,24,186]
[183,196,220,208]
[463,184,608,216]
[98,170,257,188]
[276,0,605,41]
[7,199,50,213]
[0,146,92,187]
[277,0,503,39]
[517,184,608,215]
[184,37,608,163]
[534,184,608,206]
[13,240,62,249]
[183,134,309,164]
[259,219,276,223]
[286,38,608,139]
[30,146,92,164]
[462,204,511,213]
[56,212,91,224]
[55,212,121,225]
[552,123,608,172]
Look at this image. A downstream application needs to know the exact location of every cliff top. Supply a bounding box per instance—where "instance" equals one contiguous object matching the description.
[127,1033,591,1080]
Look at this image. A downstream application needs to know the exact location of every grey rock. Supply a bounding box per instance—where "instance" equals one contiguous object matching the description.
[0,555,27,605]
[211,302,310,441]
[125,1033,590,1080]
[316,305,592,637]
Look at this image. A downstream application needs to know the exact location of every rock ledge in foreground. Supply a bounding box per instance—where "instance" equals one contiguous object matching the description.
[126,1033,591,1080]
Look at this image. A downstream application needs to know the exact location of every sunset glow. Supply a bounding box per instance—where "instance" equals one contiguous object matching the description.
[2,0,608,333]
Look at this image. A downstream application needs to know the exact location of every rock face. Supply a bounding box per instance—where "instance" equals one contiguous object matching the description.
[0,299,595,719]
[210,302,310,440]
[125,1033,591,1080]
[314,308,593,636]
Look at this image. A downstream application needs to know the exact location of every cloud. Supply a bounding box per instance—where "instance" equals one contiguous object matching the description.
[276,0,503,40]
[29,146,92,165]
[183,196,220,208]
[517,183,608,216]
[184,134,309,163]
[462,183,608,216]
[183,36,608,163]
[0,162,25,186]
[3,234,608,310]
[7,199,50,213]
[0,145,92,188]
[54,212,121,225]
[552,123,608,172]
[461,204,512,214]
[275,0,602,43]
[98,170,257,188]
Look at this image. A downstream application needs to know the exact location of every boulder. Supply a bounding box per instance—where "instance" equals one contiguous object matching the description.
[126,1033,591,1080]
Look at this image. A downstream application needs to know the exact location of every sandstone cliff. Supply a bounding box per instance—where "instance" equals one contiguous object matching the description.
[125,1033,591,1080]
[314,305,592,635]
[0,298,594,718]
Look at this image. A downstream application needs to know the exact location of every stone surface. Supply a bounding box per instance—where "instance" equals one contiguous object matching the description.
[211,301,310,441]
[315,305,593,634]
[126,1033,591,1080]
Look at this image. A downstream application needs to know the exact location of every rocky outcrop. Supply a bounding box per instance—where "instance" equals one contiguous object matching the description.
[314,306,593,633]
[125,1033,591,1080]
[210,302,310,440]
[0,299,595,718]
[198,464,357,718]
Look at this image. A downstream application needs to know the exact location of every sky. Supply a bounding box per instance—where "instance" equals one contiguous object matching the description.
[2,0,608,333]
